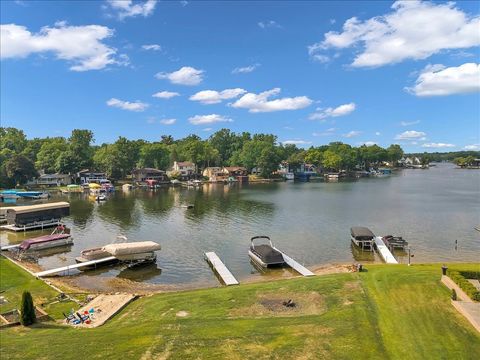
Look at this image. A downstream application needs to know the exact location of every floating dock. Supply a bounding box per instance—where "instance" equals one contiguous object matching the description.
[374,237,398,264]
[274,247,315,276]
[204,251,239,286]
[35,256,117,277]
[0,219,62,232]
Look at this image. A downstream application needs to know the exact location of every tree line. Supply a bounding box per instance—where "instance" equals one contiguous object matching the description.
[1,127,407,187]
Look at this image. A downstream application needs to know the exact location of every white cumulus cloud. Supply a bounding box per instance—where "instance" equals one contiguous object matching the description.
[106,0,157,20]
[464,144,479,150]
[106,98,148,112]
[400,120,420,126]
[395,130,426,141]
[258,20,282,29]
[152,91,180,99]
[232,64,260,74]
[142,44,161,51]
[155,66,204,86]
[309,102,356,120]
[309,1,480,67]
[422,143,455,148]
[406,63,480,96]
[231,88,312,113]
[0,22,124,71]
[160,118,176,125]
[343,131,361,138]
[188,114,233,125]
[189,88,246,104]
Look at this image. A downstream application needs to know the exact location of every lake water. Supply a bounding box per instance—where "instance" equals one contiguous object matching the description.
[1,163,479,290]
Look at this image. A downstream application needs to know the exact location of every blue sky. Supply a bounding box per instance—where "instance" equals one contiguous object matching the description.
[1,0,479,152]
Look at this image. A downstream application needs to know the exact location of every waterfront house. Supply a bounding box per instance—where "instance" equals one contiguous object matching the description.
[132,168,170,185]
[172,161,196,180]
[223,166,248,182]
[77,169,108,184]
[202,167,224,182]
[27,173,72,187]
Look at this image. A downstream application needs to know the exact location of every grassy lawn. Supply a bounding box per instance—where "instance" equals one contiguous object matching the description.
[0,257,78,320]
[0,262,479,359]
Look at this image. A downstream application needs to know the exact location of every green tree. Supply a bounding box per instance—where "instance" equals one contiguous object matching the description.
[114,137,141,178]
[20,291,36,326]
[5,154,38,185]
[322,149,342,171]
[68,129,94,170]
[21,138,45,163]
[35,137,68,173]
[160,135,174,145]
[387,144,404,166]
[138,143,171,169]
[0,127,27,153]
[93,144,122,179]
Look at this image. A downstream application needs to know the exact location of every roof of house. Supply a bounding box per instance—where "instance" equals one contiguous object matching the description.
[175,161,195,167]
[132,168,165,174]
[224,166,247,171]
[39,173,70,179]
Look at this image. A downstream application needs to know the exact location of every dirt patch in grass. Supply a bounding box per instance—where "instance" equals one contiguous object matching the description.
[229,291,326,318]
[176,310,189,317]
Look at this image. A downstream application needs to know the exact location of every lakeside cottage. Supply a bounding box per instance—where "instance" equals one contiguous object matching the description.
[202,166,248,182]
[202,167,224,182]
[77,170,108,185]
[172,161,196,180]
[132,168,169,185]
[27,173,72,187]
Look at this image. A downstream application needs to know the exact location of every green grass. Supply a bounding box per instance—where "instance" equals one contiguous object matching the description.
[0,257,78,320]
[0,262,479,359]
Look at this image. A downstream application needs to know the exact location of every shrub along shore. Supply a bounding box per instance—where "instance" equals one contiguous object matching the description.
[0,256,479,360]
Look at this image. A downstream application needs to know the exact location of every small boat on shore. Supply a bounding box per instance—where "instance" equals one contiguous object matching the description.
[382,235,408,250]
[350,227,374,251]
[18,226,72,252]
[248,236,286,268]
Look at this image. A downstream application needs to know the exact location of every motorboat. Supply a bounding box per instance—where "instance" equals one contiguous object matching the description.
[382,235,408,250]
[18,226,72,252]
[350,227,374,251]
[248,236,285,268]
[17,191,49,199]
[96,194,107,202]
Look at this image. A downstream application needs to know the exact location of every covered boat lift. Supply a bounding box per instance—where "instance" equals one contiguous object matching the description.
[1,202,69,231]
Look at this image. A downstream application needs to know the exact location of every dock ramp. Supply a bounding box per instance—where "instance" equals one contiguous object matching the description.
[35,256,117,277]
[374,237,398,264]
[204,252,239,286]
[274,248,315,276]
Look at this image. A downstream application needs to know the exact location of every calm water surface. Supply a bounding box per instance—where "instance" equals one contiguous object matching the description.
[1,163,479,289]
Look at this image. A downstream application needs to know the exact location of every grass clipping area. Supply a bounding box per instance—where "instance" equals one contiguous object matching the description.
[1,262,479,359]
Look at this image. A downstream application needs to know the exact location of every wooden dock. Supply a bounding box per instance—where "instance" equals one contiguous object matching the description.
[35,256,117,277]
[374,237,398,264]
[0,219,62,232]
[204,251,239,286]
[274,247,315,276]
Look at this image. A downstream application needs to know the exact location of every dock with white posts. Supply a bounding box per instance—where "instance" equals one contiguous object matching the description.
[374,237,398,264]
[35,256,117,277]
[274,247,315,276]
[0,219,62,232]
[204,251,239,286]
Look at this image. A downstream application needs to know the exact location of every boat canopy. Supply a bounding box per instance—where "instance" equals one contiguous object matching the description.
[103,241,161,256]
[6,202,69,215]
[350,227,375,240]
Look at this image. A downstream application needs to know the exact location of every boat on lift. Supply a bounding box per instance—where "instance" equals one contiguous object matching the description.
[18,225,72,252]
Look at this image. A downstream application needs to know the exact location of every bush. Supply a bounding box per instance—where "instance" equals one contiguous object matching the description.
[451,289,457,301]
[20,291,36,326]
[446,269,480,302]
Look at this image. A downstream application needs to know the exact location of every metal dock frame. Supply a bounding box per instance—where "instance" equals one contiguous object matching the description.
[35,256,117,277]
[274,247,315,277]
[204,251,239,286]
[374,237,398,264]
[0,219,62,232]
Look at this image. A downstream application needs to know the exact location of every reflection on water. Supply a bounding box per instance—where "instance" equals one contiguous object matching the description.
[1,163,479,290]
